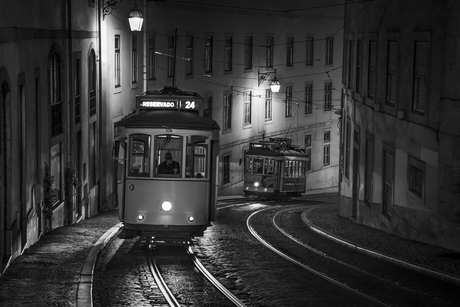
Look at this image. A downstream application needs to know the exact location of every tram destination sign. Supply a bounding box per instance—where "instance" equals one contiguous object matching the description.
[138,97,202,111]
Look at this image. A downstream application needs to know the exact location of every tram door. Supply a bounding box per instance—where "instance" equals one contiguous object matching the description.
[113,140,126,220]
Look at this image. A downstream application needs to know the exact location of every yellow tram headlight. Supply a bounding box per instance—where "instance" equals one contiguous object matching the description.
[188,216,195,222]
[161,201,172,212]
[137,214,145,221]
[254,181,260,187]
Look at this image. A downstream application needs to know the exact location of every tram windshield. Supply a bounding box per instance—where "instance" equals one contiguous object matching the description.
[154,135,183,176]
[245,156,275,174]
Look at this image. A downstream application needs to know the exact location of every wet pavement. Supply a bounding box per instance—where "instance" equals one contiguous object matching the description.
[0,192,459,306]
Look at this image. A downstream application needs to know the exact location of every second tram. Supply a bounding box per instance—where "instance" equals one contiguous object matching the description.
[243,138,308,201]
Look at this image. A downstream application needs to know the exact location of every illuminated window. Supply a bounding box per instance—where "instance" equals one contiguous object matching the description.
[325,37,333,65]
[306,37,314,66]
[89,49,97,116]
[244,36,252,70]
[244,91,251,125]
[305,84,312,114]
[224,36,232,72]
[205,36,213,73]
[223,93,232,130]
[386,41,398,106]
[286,37,294,67]
[50,52,62,136]
[265,89,272,121]
[368,40,376,99]
[413,41,428,114]
[114,35,121,88]
[356,39,363,94]
[285,86,292,117]
[266,36,274,68]
[324,82,332,111]
[148,35,156,80]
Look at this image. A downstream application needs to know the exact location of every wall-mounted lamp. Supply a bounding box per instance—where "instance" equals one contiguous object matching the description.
[258,69,280,93]
[103,0,123,20]
[128,3,143,31]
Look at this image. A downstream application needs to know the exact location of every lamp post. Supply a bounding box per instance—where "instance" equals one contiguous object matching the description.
[128,3,143,31]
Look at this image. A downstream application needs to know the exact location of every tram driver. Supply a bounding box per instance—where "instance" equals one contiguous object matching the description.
[157,152,180,174]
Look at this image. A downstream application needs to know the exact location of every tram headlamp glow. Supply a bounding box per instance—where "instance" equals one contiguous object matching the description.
[188,216,195,222]
[161,201,172,212]
[137,214,145,221]
[254,182,260,187]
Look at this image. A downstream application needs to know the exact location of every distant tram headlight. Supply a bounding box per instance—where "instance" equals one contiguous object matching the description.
[161,201,172,212]
[254,182,260,187]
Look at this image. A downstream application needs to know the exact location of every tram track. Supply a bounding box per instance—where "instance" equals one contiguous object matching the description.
[147,243,246,307]
[247,205,459,307]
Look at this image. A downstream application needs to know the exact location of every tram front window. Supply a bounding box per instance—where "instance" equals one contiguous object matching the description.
[128,134,151,177]
[154,135,183,176]
[186,135,209,178]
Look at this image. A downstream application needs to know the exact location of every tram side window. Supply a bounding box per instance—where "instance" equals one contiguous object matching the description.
[186,135,209,178]
[154,134,183,176]
[128,134,151,177]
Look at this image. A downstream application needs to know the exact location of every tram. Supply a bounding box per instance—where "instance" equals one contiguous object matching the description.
[113,86,220,242]
[243,138,308,201]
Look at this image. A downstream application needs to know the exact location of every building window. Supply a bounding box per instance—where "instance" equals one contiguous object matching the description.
[306,37,314,66]
[266,36,274,68]
[285,86,292,117]
[408,155,426,200]
[50,52,62,137]
[323,131,331,166]
[186,36,193,75]
[223,155,230,184]
[356,39,362,94]
[345,118,351,179]
[286,37,294,67]
[167,36,174,77]
[244,36,253,70]
[224,36,233,72]
[89,49,97,116]
[50,143,62,203]
[265,89,272,121]
[74,58,81,124]
[223,93,232,130]
[383,144,395,216]
[325,37,333,65]
[305,134,311,171]
[368,40,376,99]
[386,41,398,106]
[204,96,212,118]
[365,134,374,206]
[413,41,428,114]
[244,91,251,125]
[324,82,332,111]
[347,39,353,89]
[148,35,156,80]
[305,84,312,114]
[132,35,138,84]
[205,36,213,73]
[114,35,121,88]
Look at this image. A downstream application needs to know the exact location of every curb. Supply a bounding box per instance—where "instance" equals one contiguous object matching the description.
[76,222,123,307]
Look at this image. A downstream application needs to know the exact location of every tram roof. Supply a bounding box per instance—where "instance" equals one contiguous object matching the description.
[245,147,307,158]
[118,109,220,130]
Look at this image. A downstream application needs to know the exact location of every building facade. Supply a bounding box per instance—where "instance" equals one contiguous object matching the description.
[144,0,343,196]
[340,0,460,251]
